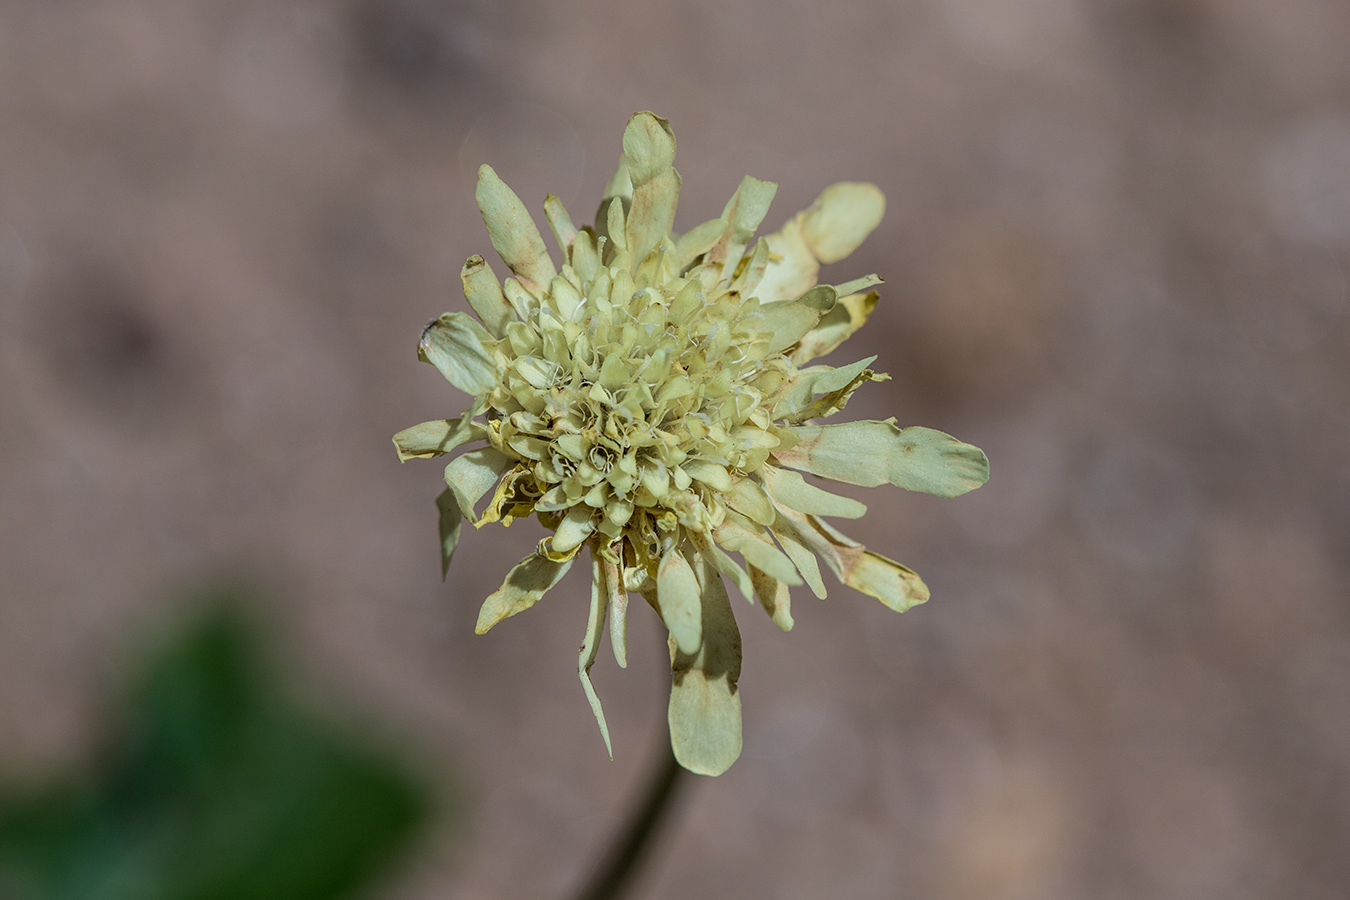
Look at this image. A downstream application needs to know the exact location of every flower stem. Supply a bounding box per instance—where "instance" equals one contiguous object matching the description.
[572,733,687,900]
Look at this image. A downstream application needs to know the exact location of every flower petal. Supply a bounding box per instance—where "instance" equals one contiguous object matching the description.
[623,111,681,262]
[800,182,885,263]
[748,565,794,632]
[754,217,818,305]
[544,193,578,257]
[392,413,486,462]
[759,285,836,354]
[777,421,990,497]
[762,466,867,519]
[707,175,777,278]
[552,504,597,554]
[668,554,742,776]
[675,217,727,270]
[790,290,880,364]
[443,447,514,522]
[690,531,754,603]
[476,552,574,633]
[753,182,884,305]
[773,355,876,419]
[461,255,515,338]
[475,164,557,292]
[602,554,629,668]
[435,488,462,579]
[712,513,802,586]
[580,551,613,758]
[767,510,827,598]
[775,507,929,612]
[418,312,499,396]
[657,546,703,654]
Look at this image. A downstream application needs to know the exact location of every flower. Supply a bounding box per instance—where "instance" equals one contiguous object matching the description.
[394,112,989,776]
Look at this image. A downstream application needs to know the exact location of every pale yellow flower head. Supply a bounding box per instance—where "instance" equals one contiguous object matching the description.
[395,112,989,775]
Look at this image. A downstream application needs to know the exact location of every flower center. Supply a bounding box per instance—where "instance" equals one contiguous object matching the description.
[483,261,791,555]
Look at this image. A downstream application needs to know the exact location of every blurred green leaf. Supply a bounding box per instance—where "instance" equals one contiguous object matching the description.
[0,596,431,900]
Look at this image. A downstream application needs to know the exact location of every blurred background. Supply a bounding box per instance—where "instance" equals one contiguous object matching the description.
[2,0,1348,897]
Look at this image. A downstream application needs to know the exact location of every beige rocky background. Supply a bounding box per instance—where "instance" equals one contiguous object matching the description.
[3,0,1349,897]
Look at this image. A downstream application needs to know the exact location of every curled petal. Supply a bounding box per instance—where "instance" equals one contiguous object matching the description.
[800,182,886,264]
[393,412,486,462]
[580,551,613,757]
[476,552,574,634]
[443,447,514,522]
[435,488,462,579]
[418,312,498,396]
[791,290,879,364]
[775,507,929,613]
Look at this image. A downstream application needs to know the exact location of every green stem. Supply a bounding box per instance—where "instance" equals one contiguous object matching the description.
[572,734,687,900]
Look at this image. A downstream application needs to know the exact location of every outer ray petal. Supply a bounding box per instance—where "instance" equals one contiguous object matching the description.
[748,564,794,632]
[791,290,879,364]
[418,312,499,395]
[762,466,867,519]
[435,488,462,578]
[476,164,557,292]
[443,448,514,522]
[775,507,929,612]
[622,111,681,262]
[476,552,575,634]
[668,555,742,776]
[601,554,629,668]
[392,412,486,462]
[657,546,702,655]
[776,421,991,497]
[580,551,613,757]
[461,255,515,338]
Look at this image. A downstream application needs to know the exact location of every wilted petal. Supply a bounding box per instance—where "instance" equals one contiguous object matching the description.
[435,488,462,578]
[476,552,575,633]
[476,164,557,291]
[777,421,990,497]
[418,312,498,396]
[580,551,613,757]
[754,183,884,306]
[691,531,754,603]
[754,217,818,306]
[602,554,629,668]
[762,466,867,519]
[773,355,876,420]
[623,111,681,262]
[791,290,880,364]
[708,175,777,276]
[748,565,794,632]
[544,193,578,257]
[767,510,827,598]
[552,504,597,554]
[668,554,742,776]
[800,182,885,264]
[776,507,929,613]
[444,447,514,521]
[461,255,515,338]
[712,513,801,586]
[760,285,836,354]
[657,546,702,655]
[392,413,486,462]
[675,217,727,270]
